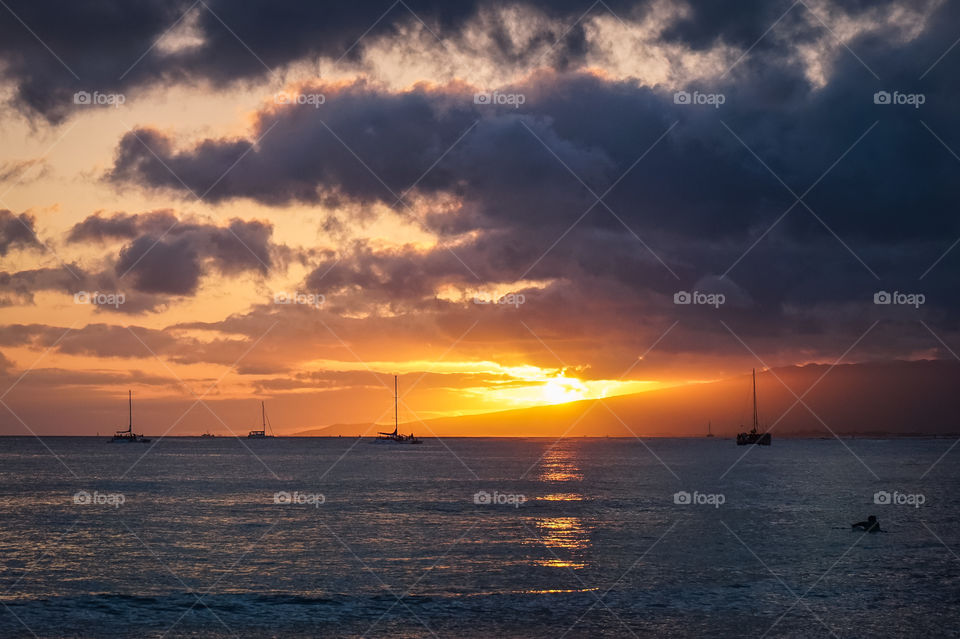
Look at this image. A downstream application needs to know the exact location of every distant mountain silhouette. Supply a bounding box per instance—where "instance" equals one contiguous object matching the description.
[295,360,960,438]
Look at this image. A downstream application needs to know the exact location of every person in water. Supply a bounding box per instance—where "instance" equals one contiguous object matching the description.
[851,515,884,533]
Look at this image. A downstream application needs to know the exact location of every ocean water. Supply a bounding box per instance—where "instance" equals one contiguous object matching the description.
[0,436,958,638]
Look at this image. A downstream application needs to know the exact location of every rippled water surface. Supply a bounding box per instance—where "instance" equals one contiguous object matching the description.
[1,437,958,638]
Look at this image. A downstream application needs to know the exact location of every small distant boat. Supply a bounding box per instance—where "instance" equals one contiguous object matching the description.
[736,369,771,446]
[375,376,422,444]
[200,430,215,438]
[108,390,150,443]
[706,421,714,438]
[247,401,276,438]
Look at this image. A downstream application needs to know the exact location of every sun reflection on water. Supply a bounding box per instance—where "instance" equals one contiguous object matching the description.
[538,446,584,482]
[516,587,599,594]
[541,493,582,501]
[529,445,592,571]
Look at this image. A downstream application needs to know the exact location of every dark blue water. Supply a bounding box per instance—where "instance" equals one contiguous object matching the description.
[0,437,957,638]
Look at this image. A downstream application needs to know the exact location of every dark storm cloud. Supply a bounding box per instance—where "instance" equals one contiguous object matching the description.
[0,212,281,311]
[104,77,629,231]
[3,0,927,123]
[0,0,643,123]
[107,59,960,260]
[115,236,203,296]
[77,212,276,296]
[106,85,486,205]
[0,0,179,123]
[104,0,960,245]
[0,210,42,256]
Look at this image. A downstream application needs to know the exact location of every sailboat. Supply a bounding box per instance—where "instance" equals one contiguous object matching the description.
[375,376,422,444]
[706,421,714,438]
[108,390,150,443]
[247,401,276,438]
[736,369,771,446]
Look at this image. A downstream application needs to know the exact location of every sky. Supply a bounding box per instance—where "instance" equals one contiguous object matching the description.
[0,0,959,435]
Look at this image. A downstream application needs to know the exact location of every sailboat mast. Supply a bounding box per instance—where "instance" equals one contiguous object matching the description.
[128,390,132,432]
[752,369,758,431]
[261,401,265,429]
[394,375,398,434]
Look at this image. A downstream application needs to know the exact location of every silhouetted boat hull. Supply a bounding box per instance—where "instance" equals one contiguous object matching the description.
[736,432,771,445]
[109,433,150,443]
[374,432,422,444]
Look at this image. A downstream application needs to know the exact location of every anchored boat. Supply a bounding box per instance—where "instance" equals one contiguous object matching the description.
[375,376,421,444]
[736,369,771,446]
[108,391,150,443]
[247,401,276,438]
